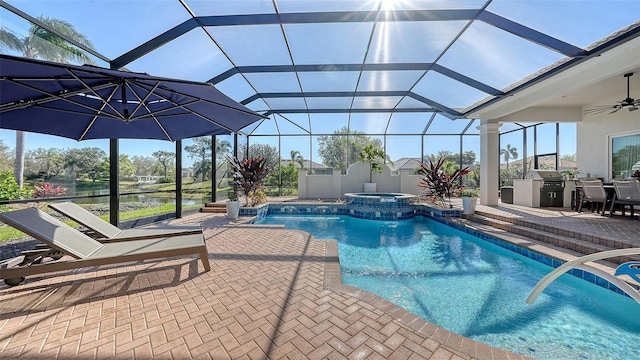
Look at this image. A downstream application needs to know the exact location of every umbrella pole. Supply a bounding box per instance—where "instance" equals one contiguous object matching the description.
[176,140,182,219]
[212,135,217,203]
[109,139,119,226]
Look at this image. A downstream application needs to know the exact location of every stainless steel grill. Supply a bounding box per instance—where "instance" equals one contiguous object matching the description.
[525,170,564,207]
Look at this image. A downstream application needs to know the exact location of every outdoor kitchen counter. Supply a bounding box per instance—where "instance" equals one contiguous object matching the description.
[514,179,576,208]
[513,179,542,207]
[564,180,577,208]
[513,170,569,208]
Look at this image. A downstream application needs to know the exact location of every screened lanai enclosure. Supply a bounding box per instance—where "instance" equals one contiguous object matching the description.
[1,0,639,224]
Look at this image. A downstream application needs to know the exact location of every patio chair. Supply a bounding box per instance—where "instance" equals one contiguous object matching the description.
[577,180,611,215]
[0,207,210,286]
[609,180,640,218]
[49,201,202,240]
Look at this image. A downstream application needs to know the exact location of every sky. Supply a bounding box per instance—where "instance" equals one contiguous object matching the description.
[0,0,625,166]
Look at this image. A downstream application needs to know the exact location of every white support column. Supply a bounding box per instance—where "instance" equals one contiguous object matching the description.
[477,121,501,205]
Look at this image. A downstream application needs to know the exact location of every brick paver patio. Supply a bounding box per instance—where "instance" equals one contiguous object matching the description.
[0,211,534,359]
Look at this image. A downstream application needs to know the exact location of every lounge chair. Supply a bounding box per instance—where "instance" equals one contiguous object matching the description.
[49,201,201,240]
[0,207,210,286]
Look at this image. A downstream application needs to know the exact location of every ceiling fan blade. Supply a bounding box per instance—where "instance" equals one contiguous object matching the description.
[583,107,614,115]
[584,74,637,116]
[583,105,615,113]
[588,104,618,108]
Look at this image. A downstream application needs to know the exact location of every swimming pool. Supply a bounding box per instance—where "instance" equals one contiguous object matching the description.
[254,215,640,360]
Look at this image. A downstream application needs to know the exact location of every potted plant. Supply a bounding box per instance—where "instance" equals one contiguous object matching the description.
[561,167,580,180]
[358,144,385,192]
[460,187,480,215]
[416,157,471,208]
[226,188,240,220]
[227,156,271,207]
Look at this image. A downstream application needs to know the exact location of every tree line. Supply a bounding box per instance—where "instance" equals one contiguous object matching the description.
[317,126,477,172]
[0,140,186,183]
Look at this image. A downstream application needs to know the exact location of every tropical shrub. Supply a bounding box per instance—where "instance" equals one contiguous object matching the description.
[265,163,299,196]
[227,189,238,201]
[0,171,31,200]
[250,189,268,206]
[460,187,480,198]
[227,156,271,206]
[32,181,67,198]
[358,144,385,183]
[416,157,471,208]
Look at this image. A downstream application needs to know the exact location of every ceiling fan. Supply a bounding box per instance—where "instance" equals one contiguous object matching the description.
[583,72,640,115]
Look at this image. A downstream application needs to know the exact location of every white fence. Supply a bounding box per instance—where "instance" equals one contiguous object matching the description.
[297,162,422,199]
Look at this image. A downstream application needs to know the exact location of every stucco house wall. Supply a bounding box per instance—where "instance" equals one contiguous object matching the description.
[578,109,638,181]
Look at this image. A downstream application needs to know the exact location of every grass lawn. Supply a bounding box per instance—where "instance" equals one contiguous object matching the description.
[1,177,220,243]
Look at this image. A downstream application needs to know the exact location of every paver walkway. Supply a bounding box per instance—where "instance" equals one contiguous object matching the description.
[0,212,530,359]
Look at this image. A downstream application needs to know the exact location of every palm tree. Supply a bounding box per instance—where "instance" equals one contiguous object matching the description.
[0,16,95,188]
[214,139,232,187]
[215,139,232,161]
[290,150,305,170]
[500,144,518,170]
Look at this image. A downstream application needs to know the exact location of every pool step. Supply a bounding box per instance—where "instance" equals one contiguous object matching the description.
[457,217,621,274]
[200,202,227,214]
[463,213,637,265]
[474,209,634,250]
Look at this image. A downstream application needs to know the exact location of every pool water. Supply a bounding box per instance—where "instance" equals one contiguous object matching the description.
[255,215,640,360]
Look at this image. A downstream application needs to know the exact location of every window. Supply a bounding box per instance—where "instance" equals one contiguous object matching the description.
[611,132,640,179]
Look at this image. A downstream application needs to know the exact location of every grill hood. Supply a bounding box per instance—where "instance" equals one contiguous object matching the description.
[524,170,563,180]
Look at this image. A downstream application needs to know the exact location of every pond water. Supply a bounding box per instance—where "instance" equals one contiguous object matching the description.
[70,189,198,206]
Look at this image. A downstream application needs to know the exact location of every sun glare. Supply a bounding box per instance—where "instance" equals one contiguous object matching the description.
[380,0,411,10]
[379,0,399,10]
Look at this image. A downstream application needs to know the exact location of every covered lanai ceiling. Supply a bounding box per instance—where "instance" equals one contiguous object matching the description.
[2,0,639,136]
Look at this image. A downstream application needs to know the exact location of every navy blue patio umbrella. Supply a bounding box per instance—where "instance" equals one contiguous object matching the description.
[0,54,265,141]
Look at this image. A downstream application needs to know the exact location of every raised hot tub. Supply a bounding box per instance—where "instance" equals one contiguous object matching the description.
[343,193,416,220]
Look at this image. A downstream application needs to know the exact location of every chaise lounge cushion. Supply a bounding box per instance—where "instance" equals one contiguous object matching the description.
[48,201,202,240]
[0,207,210,285]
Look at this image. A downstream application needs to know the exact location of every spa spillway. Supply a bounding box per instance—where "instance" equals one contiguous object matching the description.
[343,193,416,220]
